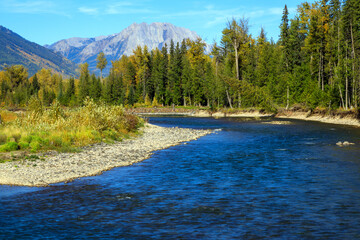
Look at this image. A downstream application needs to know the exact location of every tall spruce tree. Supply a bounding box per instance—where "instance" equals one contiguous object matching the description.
[280,4,291,108]
[150,48,164,103]
[343,0,360,107]
[57,76,64,104]
[160,44,169,104]
[30,74,40,96]
[65,77,76,106]
[78,63,90,104]
[89,74,102,101]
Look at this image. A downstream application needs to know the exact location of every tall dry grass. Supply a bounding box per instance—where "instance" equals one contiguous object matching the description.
[0,97,144,154]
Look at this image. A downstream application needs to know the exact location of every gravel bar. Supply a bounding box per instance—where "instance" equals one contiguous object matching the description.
[0,124,212,187]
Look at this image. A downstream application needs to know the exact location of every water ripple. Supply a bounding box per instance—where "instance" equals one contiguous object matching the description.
[1,117,360,239]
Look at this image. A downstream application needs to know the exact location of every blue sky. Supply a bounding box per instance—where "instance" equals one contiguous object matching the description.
[0,0,312,46]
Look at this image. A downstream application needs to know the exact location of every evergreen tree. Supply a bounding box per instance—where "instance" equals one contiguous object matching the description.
[150,48,165,102]
[0,79,9,101]
[160,44,169,104]
[133,46,150,103]
[30,74,40,96]
[89,74,102,101]
[128,85,136,106]
[78,63,90,104]
[65,77,76,106]
[280,4,292,108]
[168,42,182,105]
[181,55,193,106]
[57,76,64,104]
[342,0,360,107]
[112,72,125,105]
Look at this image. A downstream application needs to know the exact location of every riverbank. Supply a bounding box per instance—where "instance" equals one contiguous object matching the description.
[131,107,360,127]
[0,124,212,187]
[275,109,360,127]
[131,107,274,118]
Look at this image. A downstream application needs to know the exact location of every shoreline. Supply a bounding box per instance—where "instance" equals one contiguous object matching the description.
[0,124,212,187]
[275,111,360,127]
[135,110,274,118]
[135,109,360,127]
[1,111,358,187]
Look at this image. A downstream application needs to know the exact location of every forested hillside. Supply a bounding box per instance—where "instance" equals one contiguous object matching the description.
[0,26,78,77]
[0,0,359,112]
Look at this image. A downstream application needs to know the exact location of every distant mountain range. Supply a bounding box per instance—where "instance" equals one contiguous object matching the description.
[0,23,206,77]
[0,25,77,77]
[46,22,204,74]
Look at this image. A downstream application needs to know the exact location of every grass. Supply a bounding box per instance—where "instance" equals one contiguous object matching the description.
[0,97,144,161]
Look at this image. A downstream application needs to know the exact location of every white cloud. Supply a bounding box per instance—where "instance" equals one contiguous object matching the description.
[0,0,67,15]
[269,7,283,15]
[205,5,214,10]
[105,2,154,15]
[78,7,99,15]
[76,1,155,16]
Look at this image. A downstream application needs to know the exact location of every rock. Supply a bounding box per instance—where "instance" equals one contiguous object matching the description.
[336,141,355,147]
[336,141,343,146]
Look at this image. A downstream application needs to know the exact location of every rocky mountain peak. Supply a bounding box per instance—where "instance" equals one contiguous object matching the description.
[46,22,204,74]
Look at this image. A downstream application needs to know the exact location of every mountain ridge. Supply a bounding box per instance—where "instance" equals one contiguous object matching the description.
[46,22,205,74]
[0,25,78,77]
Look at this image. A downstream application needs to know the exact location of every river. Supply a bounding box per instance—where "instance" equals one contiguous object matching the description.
[0,117,360,239]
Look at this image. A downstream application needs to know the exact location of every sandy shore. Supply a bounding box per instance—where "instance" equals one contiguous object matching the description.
[136,110,273,118]
[276,111,360,127]
[0,124,212,187]
[136,109,360,127]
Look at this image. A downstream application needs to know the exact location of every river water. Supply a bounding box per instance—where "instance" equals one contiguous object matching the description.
[1,117,360,239]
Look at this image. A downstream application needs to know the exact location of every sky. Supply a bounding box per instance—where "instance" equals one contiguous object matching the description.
[0,0,313,46]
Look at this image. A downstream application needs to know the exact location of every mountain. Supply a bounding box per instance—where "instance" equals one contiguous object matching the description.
[46,22,205,74]
[0,25,78,77]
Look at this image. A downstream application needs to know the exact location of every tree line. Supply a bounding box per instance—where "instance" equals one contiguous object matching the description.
[0,0,359,111]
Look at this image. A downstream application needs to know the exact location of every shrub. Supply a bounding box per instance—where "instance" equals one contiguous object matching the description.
[50,135,63,147]
[91,131,102,142]
[103,129,119,140]
[20,135,33,143]
[18,141,30,149]
[0,98,143,153]
[144,94,151,106]
[48,99,65,121]
[29,141,41,153]
[123,114,140,131]
[152,97,160,107]
[28,96,43,120]
[0,142,19,152]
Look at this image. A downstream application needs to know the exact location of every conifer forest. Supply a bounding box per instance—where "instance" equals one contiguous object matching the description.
[1,0,359,112]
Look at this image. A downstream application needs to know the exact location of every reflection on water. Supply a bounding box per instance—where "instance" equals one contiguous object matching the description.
[1,117,360,239]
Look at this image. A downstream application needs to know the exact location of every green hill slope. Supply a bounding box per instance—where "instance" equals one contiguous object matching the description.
[0,25,78,77]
